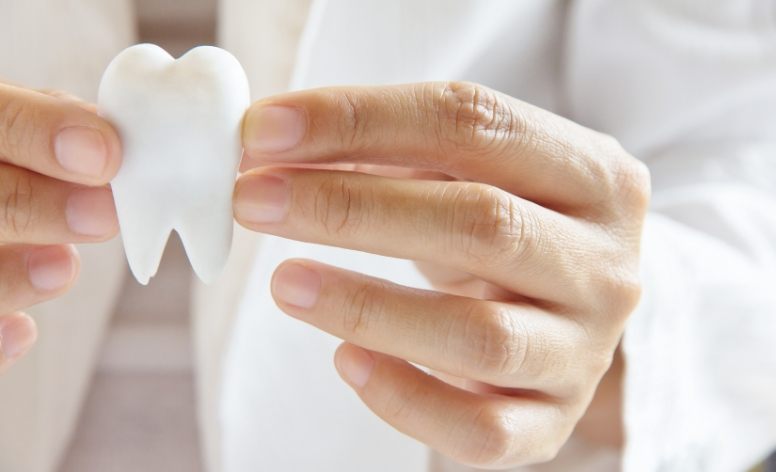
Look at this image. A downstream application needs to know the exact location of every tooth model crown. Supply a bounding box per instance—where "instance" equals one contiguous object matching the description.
[98,44,251,285]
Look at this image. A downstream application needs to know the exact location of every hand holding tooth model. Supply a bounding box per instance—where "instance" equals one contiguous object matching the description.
[0,44,248,371]
[0,82,122,371]
[0,46,650,466]
[233,83,650,467]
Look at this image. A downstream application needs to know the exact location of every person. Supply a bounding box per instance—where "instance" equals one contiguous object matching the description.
[1,1,774,471]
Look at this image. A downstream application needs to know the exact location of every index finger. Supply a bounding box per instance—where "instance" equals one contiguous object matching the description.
[0,83,121,185]
[241,82,628,209]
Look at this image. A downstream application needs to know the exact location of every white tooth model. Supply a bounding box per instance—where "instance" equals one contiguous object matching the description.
[98,44,251,285]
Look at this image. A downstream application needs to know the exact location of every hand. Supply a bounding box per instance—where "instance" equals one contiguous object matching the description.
[234,82,650,468]
[0,83,121,372]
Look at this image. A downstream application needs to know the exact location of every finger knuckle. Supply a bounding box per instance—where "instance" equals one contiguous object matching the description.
[605,270,643,320]
[0,96,35,160]
[597,134,652,215]
[311,175,365,238]
[463,304,529,378]
[434,81,516,154]
[452,184,533,265]
[463,405,517,467]
[585,345,618,383]
[336,90,368,149]
[466,405,567,468]
[618,157,652,214]
[341,282,385,337]
[380,378,424,424]
[0,168,35,238]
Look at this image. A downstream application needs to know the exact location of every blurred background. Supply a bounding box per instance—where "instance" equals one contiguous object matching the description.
[58,1,215,470]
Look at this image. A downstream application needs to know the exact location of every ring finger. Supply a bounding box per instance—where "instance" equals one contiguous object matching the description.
[271,259,591,396]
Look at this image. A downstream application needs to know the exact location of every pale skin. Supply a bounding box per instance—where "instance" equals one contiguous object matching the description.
[0,80,648,468]
[234,82,650,468]
[0,83,121,371]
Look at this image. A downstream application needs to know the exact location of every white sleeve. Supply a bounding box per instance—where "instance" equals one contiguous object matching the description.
[623,143,776,472]
[564,1,776,470]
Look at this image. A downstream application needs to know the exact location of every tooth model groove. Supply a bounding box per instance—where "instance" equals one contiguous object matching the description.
[98,44,250,285]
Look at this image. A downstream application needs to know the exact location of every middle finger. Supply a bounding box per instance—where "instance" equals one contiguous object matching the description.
[0,163,118,244]
[234,168,599,305]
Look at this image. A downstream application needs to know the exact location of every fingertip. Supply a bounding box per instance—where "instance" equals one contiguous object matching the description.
[233,172,291,226]
[334,342,375,389]
[26,244,80,294]
[0,312,38,363]
[96,119,123,183]
[65,243,82,278]
[242,102,307,157]
[83,109,123,184]
[270,259,321,310]
[54,100,123,185]
[65,186,120,239]
[333,342,348,376]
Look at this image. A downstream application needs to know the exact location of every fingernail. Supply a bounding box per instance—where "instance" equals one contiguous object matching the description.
[234,174,290,224]
[244,105,306,154]
[272,262,321,309]
[337,345,374,388]
[65,188,118,237]
[27,246,76,292]
[54,126,108,178]
[0,314,37,360]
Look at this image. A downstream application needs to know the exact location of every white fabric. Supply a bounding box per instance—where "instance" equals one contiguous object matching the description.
[221,238,430,472]
[219,1,568,470]
[220,0,776,471]
[565,2,776,470]
[193,4,311,472]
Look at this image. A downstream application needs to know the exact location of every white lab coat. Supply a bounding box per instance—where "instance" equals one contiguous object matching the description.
[0,1,774,471]
[220,1,776,471]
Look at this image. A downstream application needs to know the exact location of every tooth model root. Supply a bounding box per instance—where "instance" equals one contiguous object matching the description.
[176,196,234,285]
[111,189,172,285]
[98,44,251,285]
